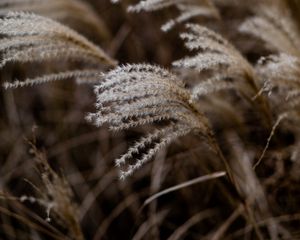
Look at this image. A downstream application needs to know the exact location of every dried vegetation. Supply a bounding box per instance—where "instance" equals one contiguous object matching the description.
[1,0,300,239]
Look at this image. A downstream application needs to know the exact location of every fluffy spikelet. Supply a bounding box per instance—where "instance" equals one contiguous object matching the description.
[191,76,236,99]
[3,70,101,89]
[256,53,300,114]
[0,12,114,63]
[127,0,219,31]
[116,125,192,179]
[0,12,116,88]
[240,4,300,56]
[174,24,258,99]
[87,64,213,179]
[0,0,110,40]
[161,4,219,32]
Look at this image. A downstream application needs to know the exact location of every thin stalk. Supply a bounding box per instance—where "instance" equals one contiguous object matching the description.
[206,133,264,240]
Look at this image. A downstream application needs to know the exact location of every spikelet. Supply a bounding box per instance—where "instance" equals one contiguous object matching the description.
[173,24,259,100]
[87,64,213,179]
[126,0,219,31]
[127,0,208,12]
[161,3,220,32]
[0,0,110,40]
[256,53,300,114]
[0,12,116,88]
[239,3,300,56]
[2,70,101,89]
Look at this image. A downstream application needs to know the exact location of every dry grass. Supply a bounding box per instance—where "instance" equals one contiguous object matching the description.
[1,0,300,239]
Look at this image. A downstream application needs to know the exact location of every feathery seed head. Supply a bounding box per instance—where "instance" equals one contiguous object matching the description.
[0,12,115,88]
[256,53,300,114]
[174,24,259,100]
[87,64,212,179]
[127,0,219,32]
